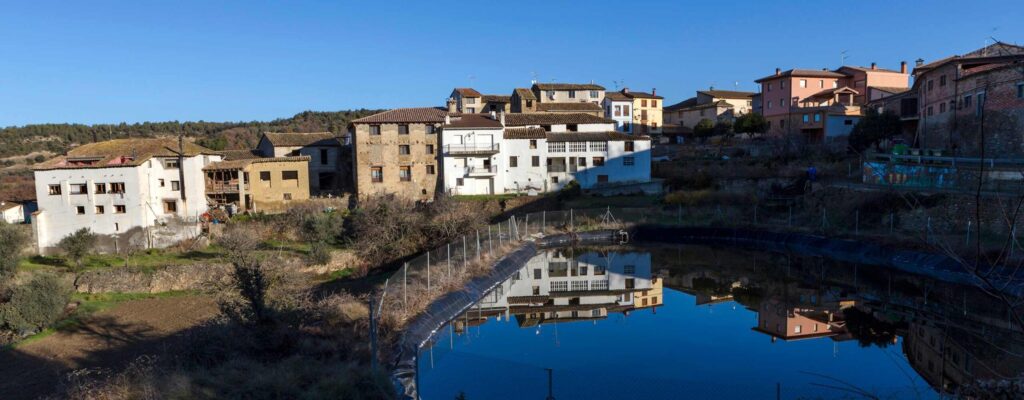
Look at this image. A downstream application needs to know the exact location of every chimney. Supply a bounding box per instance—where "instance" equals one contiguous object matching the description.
[446,97,457,113]
[775,68,781,76]
[709,85,714,91]
[622,87,630,94]
[900,61,907,74]
[499,111,505,126]
[915,58,924,67]
[870,62,877,70]
[652,87,656,95]
[444,114,451,125]
[489,110,496,119]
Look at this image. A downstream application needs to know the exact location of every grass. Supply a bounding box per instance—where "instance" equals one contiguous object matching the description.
[5,291,196,350]
[453,193,524,202]
[324,268,354,281]
[18,247,224,273]
[560,194,662,210]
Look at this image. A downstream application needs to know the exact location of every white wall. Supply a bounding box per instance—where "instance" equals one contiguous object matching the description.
[1,205,23,224]
[441,127,505,195]
[602,99,633,133]
[33,154,220,253]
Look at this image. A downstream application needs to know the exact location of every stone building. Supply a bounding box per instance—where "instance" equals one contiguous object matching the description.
[255,132,347,194]
[350,107,446,201]
[510,88,538,113]
[203,155,311,214]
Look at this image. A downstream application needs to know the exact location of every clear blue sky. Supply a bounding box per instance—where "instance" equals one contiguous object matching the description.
[2,0,1023,127]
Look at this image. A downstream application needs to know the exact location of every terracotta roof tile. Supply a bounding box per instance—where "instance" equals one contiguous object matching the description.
[352,107,451,124]
[218,149,263,160]
[536,102,603,112]
[604,91,632,101]
[454,88,482,97]
[755,69,848,83]
[513,88,537,101]
[697,90,755,99]
[546,131,651,142]
[262,132,342,147]
[532,83,605,91]
[204,156,310,171]
[503,113,615,126]
[664,97,698,111]
[503,127,547,139]
[34,138,216,171]
[481,95,511,103]
[443,114,503,129]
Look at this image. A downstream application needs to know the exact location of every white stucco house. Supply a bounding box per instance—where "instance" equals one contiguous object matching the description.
[0,202,24,224]
[440,114,506,195]
[32,138,222,254]
[602,91,634,133]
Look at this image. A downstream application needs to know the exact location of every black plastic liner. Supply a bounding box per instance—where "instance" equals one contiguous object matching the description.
[635,225,1024,297]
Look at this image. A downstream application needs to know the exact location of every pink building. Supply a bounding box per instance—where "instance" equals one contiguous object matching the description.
[755,62,910,141]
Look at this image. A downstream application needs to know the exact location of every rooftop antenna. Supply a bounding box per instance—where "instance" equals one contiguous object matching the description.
[467,74,476,86]
[530,71,538,85]
[734,81,740,90]
[840,50,848,66]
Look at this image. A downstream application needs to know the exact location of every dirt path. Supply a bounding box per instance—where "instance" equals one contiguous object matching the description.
[0,295,218,400]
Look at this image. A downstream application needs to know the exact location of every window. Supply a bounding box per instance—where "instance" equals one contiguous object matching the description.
[110,182,125,194]
[592,157,605,166]
[398,124,409,135]
[48,184,62,195]
[465,97,476,104]
[832,81,838,89]
[567,123,578,132]
[767,120,772,129]
[819,80,824,88]
[623,156,635,166]
[767,83,772,91]
[526,99,533,108]
[426,165,435,175]
[927,80,933,91]
[548,142,565,152]
[778,99,783,107]
[283,193,292,200]
[597,175,609,183]
[70,183,88,195]
[371,167,383,183]
[814,113,821,122]
[171,181,180,191]
[589,141,606,151]
[425,125,436,134]
[164,159,180,169]
[641,99,647,107]
[529,139,538,149]
[509,156,518,167]
[159,179,165,187]
[456,178,464,186]
[623,105,630,115]
[651,100,657,107]
[624,141,634,152]
[802,114,809,123]
[76,206,85,215]
[767,101,772,110]
[939,75,946,86]
[799,79,807,88]
[624,265,635,274]
[940,102,946,113]
[114,205,126,214]
[426,144,434,154]
[977,92,985,116]
[780,81,786,89]
[844,119,853,125]
[590,90,599,98]
[399,166,411,181]
[1018,83,1024,99]
[568,90,576,99]
[163,200,177,214]
[320,149,329,165]
[95,205,104,214]
[794,325,802,333]
[532,156,540,167]
[551,176,559,184]
[399,145,410,155]
[927,106,934,116]
[95,183,106,194]
[551,281,568,292]
[282,171,299,180]
[780,119,785,128]
[568,142,586,152]
[369,125,381,135]
[255,171,269,182]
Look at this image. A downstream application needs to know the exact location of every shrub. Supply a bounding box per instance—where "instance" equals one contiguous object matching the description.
[557,180,581,200]
[308,242,332,266]
[0,273,71,334]
[58,228,97,270]
[0,221,27,285]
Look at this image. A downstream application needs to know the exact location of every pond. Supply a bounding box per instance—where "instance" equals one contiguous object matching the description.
[416,245,1024,399]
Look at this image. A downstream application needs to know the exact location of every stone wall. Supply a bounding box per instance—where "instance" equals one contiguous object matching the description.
[73,263,234,294]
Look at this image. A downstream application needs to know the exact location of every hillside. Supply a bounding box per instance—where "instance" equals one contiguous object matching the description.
[0,109,382,201]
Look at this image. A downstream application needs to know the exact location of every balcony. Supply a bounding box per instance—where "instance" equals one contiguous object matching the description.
[466,166,497,176]
[445,143,500,155]
[547,164,578,173]
[206,181,247,194]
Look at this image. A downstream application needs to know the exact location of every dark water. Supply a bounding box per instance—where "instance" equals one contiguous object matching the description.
[416,245,1024,400]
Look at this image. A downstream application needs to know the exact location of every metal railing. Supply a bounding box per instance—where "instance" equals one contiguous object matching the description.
[466,166,498,175]
[444,144,500,154]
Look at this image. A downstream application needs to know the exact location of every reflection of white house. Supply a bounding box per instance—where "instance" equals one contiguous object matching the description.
[474,249,655,326]
[32,138,222,254]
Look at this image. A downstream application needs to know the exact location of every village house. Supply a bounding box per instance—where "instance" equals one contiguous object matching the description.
[440,113,505,195]
[755,62,910,141]
[620,88,663,135]
[448,88,482,114]
[663,89,756,139]
[510,88,538,113]
[349,107,445,201]
[255,132,347,194]
[203,154,311,214]
[602,91,634,133]
[531,82,606,105]
[0,201,24,224]
[31,138,222,254]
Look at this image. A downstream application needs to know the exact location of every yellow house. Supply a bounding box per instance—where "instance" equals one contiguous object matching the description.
[607,88,663,135]
[633,275,664,310]
[203,156,310,213]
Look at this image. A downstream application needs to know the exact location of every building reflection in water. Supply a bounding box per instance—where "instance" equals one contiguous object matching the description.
[452,248,663,333]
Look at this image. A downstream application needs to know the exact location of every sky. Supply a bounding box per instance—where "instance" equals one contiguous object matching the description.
[2,0,1023,127]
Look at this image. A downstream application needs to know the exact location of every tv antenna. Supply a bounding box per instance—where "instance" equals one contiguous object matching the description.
[840,50,848,66]
[530,71,539,85]
[467,74,476,86]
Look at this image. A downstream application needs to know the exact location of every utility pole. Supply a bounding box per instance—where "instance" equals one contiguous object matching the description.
[545,368,555,400]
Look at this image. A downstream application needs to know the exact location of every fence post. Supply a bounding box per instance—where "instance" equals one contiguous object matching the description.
[525,214,530,237]
[463,235,467,267]
[447,243,451,278]
[488,225,493,254]
[476,229,481,261]
[509,218,514,241]
[788,205,793,227]
[403,262,408,306]
[542,210,546,234]
[890,212,895,234]
[855,210,859,235]
[571,208,575,231]
[498,222,503,246]
[965,220,972,247]
[427,252,431,291]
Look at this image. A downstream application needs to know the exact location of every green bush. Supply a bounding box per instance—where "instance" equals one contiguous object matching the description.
[0,221,27,284]
[58,228,97,270]
[0,273,71,334]
[308,242,332,266]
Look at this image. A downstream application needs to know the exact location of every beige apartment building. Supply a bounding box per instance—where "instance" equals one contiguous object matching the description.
[350,107,446,201]
[204,156,311,213]
[619,88,663,135]
[531,83,605,105]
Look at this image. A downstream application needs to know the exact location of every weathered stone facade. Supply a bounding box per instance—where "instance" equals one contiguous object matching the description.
[352,113,443,201]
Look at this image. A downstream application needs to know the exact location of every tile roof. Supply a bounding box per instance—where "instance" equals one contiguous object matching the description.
[532,83,606,91]
[622,91,662,99]
[664,97,698,111]
[481,95,511,103]
[34,138,217,170]
[503,127,547,139]
[755,69,847,83]
[262,132,342,147]
[0,202,21,212]
[204,156,310,171]
[546,132,651,142]
[351,107,451,124]
[914,42,1024,74]
[804,86,860,99]
[604,91,632,101]
[870,86,911,95]
[513,88,537,101]
[218,149,263,160]
[503,113,615,126]
[454,87,482,97]
[443,114,503,129]
[673,100,734,111]
[839,65,903,74]
[698,90,755,99]
[535,102,603,112]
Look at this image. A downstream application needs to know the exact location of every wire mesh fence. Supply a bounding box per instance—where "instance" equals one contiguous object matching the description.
[377,202,1021,327]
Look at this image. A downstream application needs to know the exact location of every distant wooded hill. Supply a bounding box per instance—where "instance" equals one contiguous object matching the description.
[0,109,382,158]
